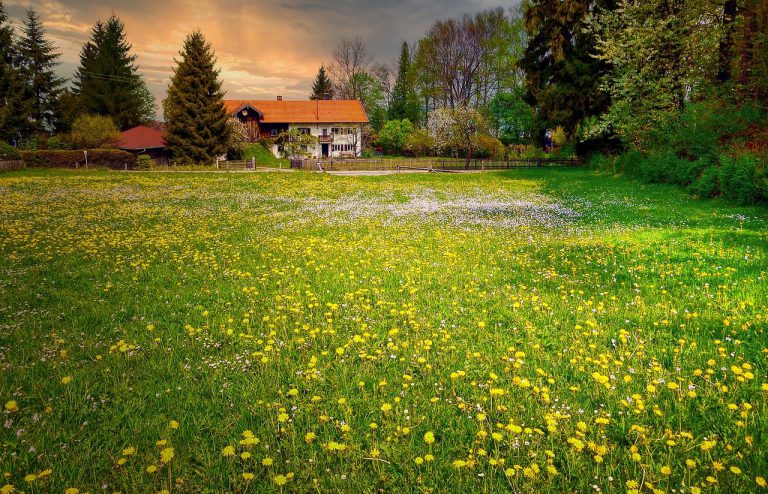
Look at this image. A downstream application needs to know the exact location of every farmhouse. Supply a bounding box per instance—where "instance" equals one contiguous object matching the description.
[224,98,368,159]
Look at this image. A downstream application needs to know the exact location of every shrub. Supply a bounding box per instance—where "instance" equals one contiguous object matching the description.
[404,128,434,157]
[0,141,20,160]
[474,135,506,160]
[20,149,136,169]
[719,153,763,204]
[688,166,720,198]
[67,115,120,149]
[378,119,414,155]
[136,154,152,170]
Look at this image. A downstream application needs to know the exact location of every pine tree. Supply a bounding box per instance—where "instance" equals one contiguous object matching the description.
[16,7,66,136]
[520,0,617,138]
[163,31,229,164]
[309,65,333,100]
[74,16,156,130]
[389,41,420,125]
[0,1,20,141]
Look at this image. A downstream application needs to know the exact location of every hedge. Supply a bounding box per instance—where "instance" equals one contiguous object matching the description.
[20,149,136,169]
[0,140,21,160]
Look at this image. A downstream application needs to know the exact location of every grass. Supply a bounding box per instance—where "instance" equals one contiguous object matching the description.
[0,168,766,493]
[244,142,289,168]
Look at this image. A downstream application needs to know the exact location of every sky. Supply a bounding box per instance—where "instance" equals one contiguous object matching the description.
[4,0,516,116]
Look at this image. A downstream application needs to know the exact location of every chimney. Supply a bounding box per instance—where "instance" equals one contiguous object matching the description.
[277,96,283,101]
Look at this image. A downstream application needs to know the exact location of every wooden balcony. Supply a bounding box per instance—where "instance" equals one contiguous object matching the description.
[318,135,334,143]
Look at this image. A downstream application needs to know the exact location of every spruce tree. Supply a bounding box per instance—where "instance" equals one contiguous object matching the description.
[520,0,617,137]
[163,31,229,164]
[389,41,420,125]
[309,65,333,100]
[0,1,20,142]
[16,7,66,136]
[74,16,155,129]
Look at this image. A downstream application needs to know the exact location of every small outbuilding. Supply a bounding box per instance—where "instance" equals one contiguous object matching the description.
[118,125,168,164]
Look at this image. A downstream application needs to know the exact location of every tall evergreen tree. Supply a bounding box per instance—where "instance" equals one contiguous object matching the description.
[0,1,20,141]
[163,31,229,164]
[309,65,334,100]
[389,41,420,125]
[16,7,66,136]
[519,0,617,138]
[73,16,156,129]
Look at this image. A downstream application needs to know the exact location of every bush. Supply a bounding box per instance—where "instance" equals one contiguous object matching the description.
[378,119,414,155]
[20,149,136,169]
[404,128,434,157]
[136,154,152,170]
[67,115,120,149]
[688,166,720,198]
[719,153,763,204]
[0,141,20,160]
[475,135,506,160]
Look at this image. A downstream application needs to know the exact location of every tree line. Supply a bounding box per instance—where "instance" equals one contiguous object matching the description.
[0,3,157,149]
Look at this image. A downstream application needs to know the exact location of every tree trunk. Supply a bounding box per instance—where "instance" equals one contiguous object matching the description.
[717,0,738,83]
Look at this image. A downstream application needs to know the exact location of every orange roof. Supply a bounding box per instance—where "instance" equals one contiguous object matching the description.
[118,125,166,150]
[224,100,368,124]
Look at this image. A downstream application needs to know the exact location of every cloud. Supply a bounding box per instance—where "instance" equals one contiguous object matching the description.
[7,0,518,118]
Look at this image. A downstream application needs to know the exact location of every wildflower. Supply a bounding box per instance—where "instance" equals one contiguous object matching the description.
[4,401,18,413]
[23,475,36,483]
[756,477,767,488]
[381,403,392,413]
[160,447,174,463]
[1,485,15,494]
[660,466,672,475]
[414,457,424,465]
[222,445,235,457]
[730,466,742,475]
[425,454,435,462]
[241,452,252,460]
[169,420,179,430]
[273,474,288,486]
[146,465,158,473]
[424,431,435,445]
[243,472,254,481]
[122,446,136,456]
[64,489,79,494]
[61,376,73,384]
[304,432,316,443]
[452,459,467,469]
[262,457,274,466]
[490,388,504,397]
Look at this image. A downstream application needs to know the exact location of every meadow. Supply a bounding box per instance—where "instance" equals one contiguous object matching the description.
[0,169,766,493]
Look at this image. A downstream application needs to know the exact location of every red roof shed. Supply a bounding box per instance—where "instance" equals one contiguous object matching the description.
[118,125,167,151]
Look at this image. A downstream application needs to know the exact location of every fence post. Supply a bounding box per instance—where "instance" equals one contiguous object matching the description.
[216,158,219,169]
[252,157,256,169]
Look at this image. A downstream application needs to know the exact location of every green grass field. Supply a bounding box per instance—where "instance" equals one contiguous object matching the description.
[0,169,766,493]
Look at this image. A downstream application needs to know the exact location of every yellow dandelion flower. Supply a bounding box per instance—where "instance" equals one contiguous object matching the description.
[61,376,73,385]
[64,489,79,494]
[380,403,392,413]
[730,466,742,475]
[160,447,174,463]
[262,457,273,466]
[756,476,767,488]
[273,474,288,486]
[414,457,424,465]
[660,466,672,475]
[222,445,235,457]
[169,420,179,430]
[304,432,316,443]
[4,401,18,413]
[146,465,158,473]
[424,431,435,445]
[243,472,255,481]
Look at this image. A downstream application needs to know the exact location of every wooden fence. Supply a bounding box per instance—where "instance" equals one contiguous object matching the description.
[0,160,24,171]
[215,158,257,171]
[290,157,580,172]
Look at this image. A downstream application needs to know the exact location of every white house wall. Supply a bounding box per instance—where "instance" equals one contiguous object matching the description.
[269,124,363,159]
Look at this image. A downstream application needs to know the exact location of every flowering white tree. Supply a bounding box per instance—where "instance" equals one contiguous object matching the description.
[429,107,489,168]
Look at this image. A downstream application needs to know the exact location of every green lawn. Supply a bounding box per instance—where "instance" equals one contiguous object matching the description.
[0,169,766,493]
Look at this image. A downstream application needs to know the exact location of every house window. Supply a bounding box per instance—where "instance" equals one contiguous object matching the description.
[298,128,310,135]
[270,128,279,137]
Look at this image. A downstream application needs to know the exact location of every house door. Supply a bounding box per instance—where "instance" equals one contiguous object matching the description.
[321,144,329,158]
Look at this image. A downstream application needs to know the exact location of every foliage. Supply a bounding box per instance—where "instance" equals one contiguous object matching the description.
[244,142,288,168]
[73,16,156,130]
[276,128,318,159]
[429,106,489,164]
[163,31,230,164]
[389,42,420,125]
[475,135,506,159]
[415,7,525,110]
[309,65,334,101]
[0,170,766,492]
[226,118,249,159]
[520,0,616,137]
[0,138,19,159]
[488,89,534,145]
[404,128,435,157]
[14,8,66,137]
[378,119,414,155]
[67,114,120,149]
[329,37,373,100]
[136,153,151,170]
[20,149,135,168]
[717,152,764,204]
